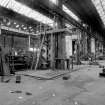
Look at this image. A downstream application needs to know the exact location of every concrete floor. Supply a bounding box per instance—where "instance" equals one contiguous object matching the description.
[0,60,105,105]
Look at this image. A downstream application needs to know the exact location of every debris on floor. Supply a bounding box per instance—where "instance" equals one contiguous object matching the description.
[99,65,104,68]
[62,75,71,80]
[25,92,32,96]
[99,68,105,77]
[9,90,22,94]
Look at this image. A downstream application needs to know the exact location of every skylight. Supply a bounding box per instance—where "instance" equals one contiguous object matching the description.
[0,0,54,27]
[92,0,105,25]
[63,5,79,21]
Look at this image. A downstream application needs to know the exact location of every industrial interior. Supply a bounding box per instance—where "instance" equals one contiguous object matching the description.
[0,0,105,105]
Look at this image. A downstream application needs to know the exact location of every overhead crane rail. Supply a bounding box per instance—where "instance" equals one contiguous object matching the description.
[1,25,74,36]
[1,23,103,42]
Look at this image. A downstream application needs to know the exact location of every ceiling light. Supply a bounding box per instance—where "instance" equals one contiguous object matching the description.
[29,26,32,29]
[22,25,24,27]
[63,5,80,21]
[23,27,27,30]
[14,22,16,24]
[30,29,33,31]
[16,25,19,28]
